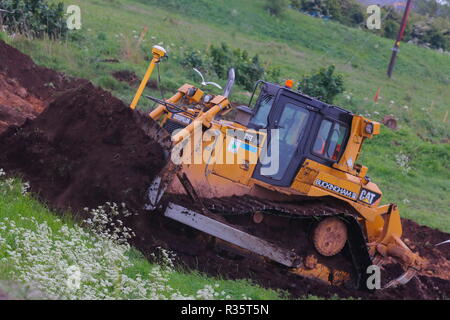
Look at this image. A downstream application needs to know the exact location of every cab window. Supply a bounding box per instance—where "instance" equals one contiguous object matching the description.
[313,120,348,161]
[250,94,274,128]
[259,102,309,181]
[279,103,310,147]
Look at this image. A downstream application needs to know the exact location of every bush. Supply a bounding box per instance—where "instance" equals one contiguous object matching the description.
[0,0,67,39]
[180,48,207,70]
[209,43,265,91]
[266,66,282,83]
[334,0,364,26]
[209,43,233,79]
[292,0,364,26]
[265,0,290,16]
[234,53,265,91]
[375,7,408,40]
[410,18,450,50]
[299,0,331,17]
[298,65,344,103]
[180,43,267,91]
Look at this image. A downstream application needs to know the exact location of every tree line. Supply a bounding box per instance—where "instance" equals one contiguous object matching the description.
[266,0,450,51]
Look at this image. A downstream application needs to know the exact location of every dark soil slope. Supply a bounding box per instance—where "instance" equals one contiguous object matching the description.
[0,40,85,133]
[0,83,166,212]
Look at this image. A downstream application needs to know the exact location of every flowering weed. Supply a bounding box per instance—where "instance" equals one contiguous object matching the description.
[0,169,280,300]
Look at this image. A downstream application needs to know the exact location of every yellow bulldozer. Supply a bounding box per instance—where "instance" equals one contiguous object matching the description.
[130,45,423,290]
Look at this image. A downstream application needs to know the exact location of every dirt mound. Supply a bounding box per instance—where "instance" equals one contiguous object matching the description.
[112,70,139,86]
[0,40,85,133]
[112,69,168,90]
[402,220,450,280]
[0,82,167,212]
[0,73,45,133]
[0,40,80,101]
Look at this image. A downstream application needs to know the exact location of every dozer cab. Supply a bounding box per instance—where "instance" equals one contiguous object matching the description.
[130,45,423,290]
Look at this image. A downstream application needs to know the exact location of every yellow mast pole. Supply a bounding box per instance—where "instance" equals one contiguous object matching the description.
[130,45,167,110]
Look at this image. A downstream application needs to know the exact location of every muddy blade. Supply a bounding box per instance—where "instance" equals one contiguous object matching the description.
[164,203,300,267]
[140,118,179,210]
[145,176,165,210]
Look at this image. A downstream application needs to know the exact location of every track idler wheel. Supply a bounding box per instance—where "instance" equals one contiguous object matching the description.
[313,217,348,257]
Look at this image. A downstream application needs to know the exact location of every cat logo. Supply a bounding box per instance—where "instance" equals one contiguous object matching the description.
[358,189,381,205]
[244,133,254,142]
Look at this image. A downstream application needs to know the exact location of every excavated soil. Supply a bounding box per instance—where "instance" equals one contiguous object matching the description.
[112,70,165,90]
[0,40,448,300]
[0,41,85,134]
[112,70,139,86]
[0,83,167,212]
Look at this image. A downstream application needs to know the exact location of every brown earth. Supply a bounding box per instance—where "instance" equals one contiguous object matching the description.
[0,40,448,300]
[0,41,86,133]
[0,83,167,213]
[0,74,44,131]
[112,70,139,86]
[112,69,167,91]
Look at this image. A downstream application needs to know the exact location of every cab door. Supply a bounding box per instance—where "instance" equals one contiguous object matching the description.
[252,94,314,187]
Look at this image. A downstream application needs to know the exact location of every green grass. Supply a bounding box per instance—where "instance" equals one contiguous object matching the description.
[0,176,284,299]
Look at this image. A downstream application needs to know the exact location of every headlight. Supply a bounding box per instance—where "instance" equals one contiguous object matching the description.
[187,88,196,97]
[365,122,374,134]
[203,95,213,104]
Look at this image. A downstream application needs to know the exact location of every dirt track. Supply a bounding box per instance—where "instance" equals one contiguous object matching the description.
[0,40,448,300]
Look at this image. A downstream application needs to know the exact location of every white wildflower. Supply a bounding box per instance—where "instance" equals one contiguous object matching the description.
[395,153,412,174]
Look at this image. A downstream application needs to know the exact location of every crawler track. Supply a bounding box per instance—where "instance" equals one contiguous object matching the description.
[164,195,374,289]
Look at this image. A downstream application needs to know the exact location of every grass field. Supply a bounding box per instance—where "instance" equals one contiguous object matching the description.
[0,0,449,299]
[0,174,284,299]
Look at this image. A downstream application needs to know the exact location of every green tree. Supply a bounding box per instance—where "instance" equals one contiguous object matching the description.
[265,0,290,16]
[209,43,265,91]
[234,53,265,91]
[298,65,344,103]
[416,0,441,17]
[326,0,342,20]
[335,0,364,26]
[292,0,364,25]
[291,0,302,10]
[209,43,233,79]
[0,0,67,39]
[300,0,330,16]
[410,17,450,50]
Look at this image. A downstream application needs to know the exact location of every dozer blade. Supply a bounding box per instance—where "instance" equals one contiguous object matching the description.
[146,176,166,210]
[164,203,301,267]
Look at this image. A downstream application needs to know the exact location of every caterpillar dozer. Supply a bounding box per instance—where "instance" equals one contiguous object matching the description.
[130,45,424,290]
